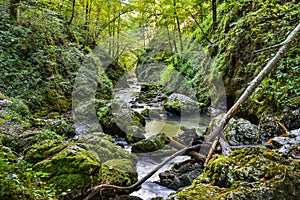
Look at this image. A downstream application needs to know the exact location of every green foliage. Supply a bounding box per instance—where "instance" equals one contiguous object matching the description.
[0,158,57,199]
[0,3,85,114]
[192,0,299,121]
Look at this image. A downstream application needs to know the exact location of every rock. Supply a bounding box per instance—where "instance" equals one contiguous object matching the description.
[98,103,146,140]
[164,93,200,115]
[23,139,67,164]
[224,118,261,146]
[172,146,300,200]
[136,83,166,104]
[158,159,204,191]
[30,133,138,200]
[259,109,300,141]
[131,132,167,153]
[271,128,300,157]
[0,145,17,161]
[31,117,76,138]
[174,127,198,146]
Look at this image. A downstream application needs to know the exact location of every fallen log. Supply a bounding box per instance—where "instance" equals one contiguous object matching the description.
[166,137,206,161]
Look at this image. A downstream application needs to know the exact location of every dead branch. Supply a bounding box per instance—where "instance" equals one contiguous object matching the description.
[166,137,206,161]
[204,22,300,162]
[253,41,286,53]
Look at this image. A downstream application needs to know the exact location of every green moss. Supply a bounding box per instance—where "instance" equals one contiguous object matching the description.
[192,0,300,129]
[24,139,66,164]
[176,146,300,199]
[0,145,17,161]
[131,132,167,153]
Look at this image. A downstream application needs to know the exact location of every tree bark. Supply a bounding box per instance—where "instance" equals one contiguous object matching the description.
[212,0,217,31]
[9,0,20,21]
[68,0,76,25]
[166,137,206,161]
[173,0,183,53]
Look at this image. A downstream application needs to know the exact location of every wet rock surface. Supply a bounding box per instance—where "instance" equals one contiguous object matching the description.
[172,146,300,200]
[97,102,146,141]
[224,118,261,146]
[164,93,201,115]
[271,128,300,158]
[157,159,204,190]
[131,132,167,153]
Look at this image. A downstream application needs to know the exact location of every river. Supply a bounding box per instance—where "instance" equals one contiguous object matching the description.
[113,74,210,199]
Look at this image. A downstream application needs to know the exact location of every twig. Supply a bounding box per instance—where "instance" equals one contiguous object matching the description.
[186,9,213,45]
[253,41,286,53]
[276,120,289,134]
[204,136,219,166]
[84,144,201,200]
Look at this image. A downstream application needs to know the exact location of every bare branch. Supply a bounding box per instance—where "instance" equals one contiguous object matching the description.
[253,41,287,53]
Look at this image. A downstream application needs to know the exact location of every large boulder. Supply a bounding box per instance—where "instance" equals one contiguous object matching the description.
[131,132,167,153]
[171,146,300,200]
[164,93,202,115]
[224,118,261,146]
[98,103,146,142]
[27,132,138,200]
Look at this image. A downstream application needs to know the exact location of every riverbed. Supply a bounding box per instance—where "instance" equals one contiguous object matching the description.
[112,74,210,199]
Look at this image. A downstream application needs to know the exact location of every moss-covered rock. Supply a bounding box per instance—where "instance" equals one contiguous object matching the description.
[31,116,76,138]
[223,118,261,146]
[23,139,67,164]
[0,145,17,161]
[0,147,57,199]
[173,146,300,200]
[98,102,146,140]
[30,133,138,199]
[164,93,201,115]
[131,132,167,153]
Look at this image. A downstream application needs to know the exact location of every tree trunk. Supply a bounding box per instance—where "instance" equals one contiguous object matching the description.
[9,0,20,22]
[68,0,76,25]
[173,0,183,53]
[212,0,217,31]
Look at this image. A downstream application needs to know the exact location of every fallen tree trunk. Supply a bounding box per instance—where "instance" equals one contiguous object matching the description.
[204,22,300,162]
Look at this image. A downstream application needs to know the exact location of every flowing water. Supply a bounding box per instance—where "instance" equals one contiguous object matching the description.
[113,74,210,199]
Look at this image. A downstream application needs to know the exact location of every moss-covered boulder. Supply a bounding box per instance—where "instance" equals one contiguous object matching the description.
[131,132,167,153]
[224,118,261,146]
[29,132,138,199]
[98,102,146,141]
[23,139,67,164]
[164,93,201,115]
[173,146,300,200]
